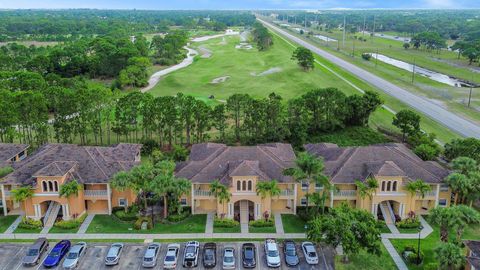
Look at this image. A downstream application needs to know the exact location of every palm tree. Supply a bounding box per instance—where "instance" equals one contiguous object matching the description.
[11,186,34,214]
[217,186,231,218]
[452,205,480,243]
[59,180,83,198]
[209,179,223,198]
[430,206,457,242]
[256,180,281,216]
[434,242,465,270]
[355,178,378,209]
[170,178,191,215]
[151,160,176,219]
[283,152,328,211]
[405,179,431,211]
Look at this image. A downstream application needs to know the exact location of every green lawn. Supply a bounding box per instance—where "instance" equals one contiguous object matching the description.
[0,215,18,233]
[14,227,42,234]
[249,226,276,233]
[335,243,397,270]
[86,214,207,234]
[281,214,307,233]
[390,218,480,270]
[213,225,241,233]
[48,226,80,234]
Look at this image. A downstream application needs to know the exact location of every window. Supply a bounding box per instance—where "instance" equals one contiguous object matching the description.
[53,181,58,192]
[392,181,397,192]
[247,180,252,191]
[300,197,307,206]
[180,198,187,206]
[242,181,246,191]
[386,181,391,191]
[438,199,447,207]
[42,181,48,192]
[237,181,241,191]
[440,184,449,192]
[315,182,323,190]
[301,181,309,190]
[381,181,386,191]
[48,181,54,192]
[118,198,128,207]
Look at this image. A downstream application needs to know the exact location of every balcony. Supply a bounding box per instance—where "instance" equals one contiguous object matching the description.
[194,190,213,197]
[280,189,294,197]
[333,190,357,198]
[3,190,11,198]
[84,190,108,197]
[417,190,437,198]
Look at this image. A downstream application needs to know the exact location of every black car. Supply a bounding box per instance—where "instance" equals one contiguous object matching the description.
[284,240,299,267]
[203,243,216,268]
[242,243,256,268]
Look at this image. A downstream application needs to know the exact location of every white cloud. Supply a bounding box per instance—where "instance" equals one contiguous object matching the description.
[423,0,456,8]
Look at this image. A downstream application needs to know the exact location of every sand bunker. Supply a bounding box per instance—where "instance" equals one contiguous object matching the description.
[250,67,282,77]
[211,76,230,84]
[235,42,253,50]
[198,46,212,58]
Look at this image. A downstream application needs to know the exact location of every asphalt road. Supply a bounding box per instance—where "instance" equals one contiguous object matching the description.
[0,242,335,270]
[258,18,480,139]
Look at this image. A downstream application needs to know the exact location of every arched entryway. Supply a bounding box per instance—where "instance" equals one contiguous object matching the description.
[38,200,63,226]
[377,200,404,224]
[234,200,254,223]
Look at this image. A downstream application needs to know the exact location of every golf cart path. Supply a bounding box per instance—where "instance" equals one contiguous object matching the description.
[258,18,480,139]
[141,30,240,93]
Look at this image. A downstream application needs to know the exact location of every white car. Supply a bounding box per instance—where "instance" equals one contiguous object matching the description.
[163,243,180,269]
[104,243,124,266]
[301,242,319,265]
[142,243,161,268]
[222,247,236,269]
[62,242,87,269]
[264,239,281,268]
[183,241,200,268]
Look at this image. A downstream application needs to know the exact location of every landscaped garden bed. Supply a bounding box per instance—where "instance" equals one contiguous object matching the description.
[14,217,42,233]
[213,217,240,233]
[50,213,88,233]
[249,216,276,233]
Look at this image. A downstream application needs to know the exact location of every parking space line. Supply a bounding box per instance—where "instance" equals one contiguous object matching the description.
[2,246,25,270]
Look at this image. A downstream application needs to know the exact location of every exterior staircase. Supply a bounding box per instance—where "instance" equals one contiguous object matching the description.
[240,201,249,233]
[379,202,394,224]
[41,202,61,233]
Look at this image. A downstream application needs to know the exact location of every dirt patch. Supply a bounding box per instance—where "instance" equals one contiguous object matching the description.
[235,42,253,50]
[211,76,230,84]
[250,67,282,77]
[198,46,212,58]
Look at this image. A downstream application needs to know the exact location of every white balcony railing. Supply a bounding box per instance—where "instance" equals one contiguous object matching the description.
[3,190,11,197]
[418,190,437,197]
[194,190,212,197]
[280,189,294,196]
[84,190,108,197]
[334,190,357,197]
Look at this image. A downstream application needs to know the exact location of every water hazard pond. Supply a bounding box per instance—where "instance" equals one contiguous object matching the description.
[370,53,476,88]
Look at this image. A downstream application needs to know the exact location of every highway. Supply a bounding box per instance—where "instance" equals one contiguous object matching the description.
[258,18,480,139]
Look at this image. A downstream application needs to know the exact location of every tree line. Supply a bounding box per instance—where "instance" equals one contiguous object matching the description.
[251,22,273,51]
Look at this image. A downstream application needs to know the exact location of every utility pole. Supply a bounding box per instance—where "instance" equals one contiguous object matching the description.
[304,14,307,29]
[372,15,376,43]
[342,15,346,48]
[412,58,416,83]
[352,38,355,57]
[468,74,473,107]
[294,16,296,25]
[363,16,366,37]
[375,48,379,68]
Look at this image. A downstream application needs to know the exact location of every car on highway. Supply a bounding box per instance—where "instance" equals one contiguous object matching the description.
[264,239,281,268]
[104,243,124,266]
[43,240,71,268]
[302,242,319,265]
[183,241,200,268]
[164,243,180,269]
[62,242,87,269]
[222,247,236,269]
[142,243,161,268]
[203,242,217,268]
[242,243,256,268]
[22,237,49,266]
[284,240,299,267]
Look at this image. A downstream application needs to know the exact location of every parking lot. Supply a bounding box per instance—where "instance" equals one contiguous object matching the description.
[0,242,334,270]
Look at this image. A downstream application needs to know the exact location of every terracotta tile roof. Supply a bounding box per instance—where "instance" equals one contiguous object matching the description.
[3,143,141,186]
[0,143,28,162]
[304,143,449,184]
[175,143,296,184]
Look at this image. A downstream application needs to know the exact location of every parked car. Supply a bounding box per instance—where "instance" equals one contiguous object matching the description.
[62,242,87,269]
[142,243,161,268]
[301,242,319,265]
[222,247,236,269]
[22,237,49,266]
[43,240,71,268]
[183,241,200,268]
[104,243,124,266]
[164,243,180,269]
[203,242,217,268]
[283,240,299,267]
[264,239,281,268]
[242,243,256,268]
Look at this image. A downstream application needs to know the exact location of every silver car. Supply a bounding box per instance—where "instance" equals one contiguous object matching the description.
[104,243,124,265]
[222,247,235,269]
[63,242,87,269]
[142,243,160,268]
[301,242,319,265]
[163,243,180,269]
[22,238,49,266]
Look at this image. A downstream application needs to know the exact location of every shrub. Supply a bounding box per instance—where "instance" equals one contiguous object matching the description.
[134,216,153,230]
[414,144,439,160]
[141,139,159,156]
[0,166,14,178]
[54,213,87,229]
[18,217,42,230]
[167,210,190,223]
[113,204,139,221]
[214,217,239,228]
[397,216,421,229]
[423,263,438,270]
[249,218,274,227]
[402,246,424,264]
[361,53,372,61]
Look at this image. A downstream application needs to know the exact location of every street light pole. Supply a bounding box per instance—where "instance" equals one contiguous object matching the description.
[375,48,378,68]
[412,58,416,83]
[416,225,424,265]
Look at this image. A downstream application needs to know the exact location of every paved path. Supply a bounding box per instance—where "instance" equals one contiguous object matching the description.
[381,216,433,239]
[40,225,51,234]
[205,212,214,234]
[382,238,409,270]
[258,18,480,139]
[387,223,400,234]
[274,213,284,234]
[4,216,22,234]
[77,214,95,234]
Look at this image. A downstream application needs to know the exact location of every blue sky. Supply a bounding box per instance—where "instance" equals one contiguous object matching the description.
[1,0,479,9]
